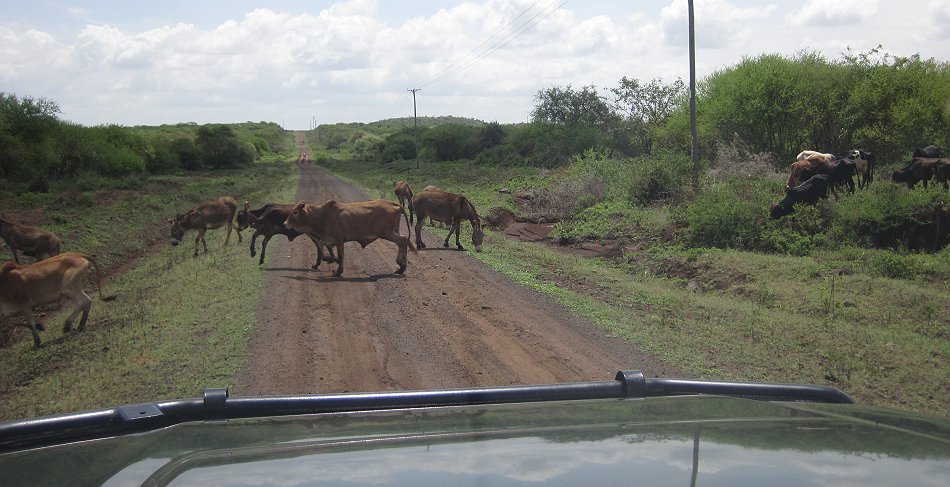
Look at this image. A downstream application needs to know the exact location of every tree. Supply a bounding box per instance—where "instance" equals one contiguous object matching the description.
[195,124,253,169]
[531,85,613,127]
[611,77,686,155]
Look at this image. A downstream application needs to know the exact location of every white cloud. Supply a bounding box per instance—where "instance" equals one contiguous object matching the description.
[658,0,777,49]
[788,0,880,26]
[0,0,947,128]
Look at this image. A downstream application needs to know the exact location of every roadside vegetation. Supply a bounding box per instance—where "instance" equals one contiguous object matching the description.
[0,47,947,417]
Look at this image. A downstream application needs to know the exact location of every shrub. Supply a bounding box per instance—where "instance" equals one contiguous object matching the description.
[829,183,949,251]
[683,180,775,249]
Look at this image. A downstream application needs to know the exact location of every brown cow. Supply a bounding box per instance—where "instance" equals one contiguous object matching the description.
[236,201,335,268]
[169,196,242,256]
[786,156,831,191]
[394,181,415,224]
[0,252,114,347]
[283,199,415,277]
[0,217,61,264]
[411,189,484,252]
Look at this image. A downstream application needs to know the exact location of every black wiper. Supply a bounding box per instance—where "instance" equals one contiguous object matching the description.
[0,370,852,453]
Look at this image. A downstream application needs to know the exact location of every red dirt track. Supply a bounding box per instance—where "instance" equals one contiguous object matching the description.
[234,133,681,395]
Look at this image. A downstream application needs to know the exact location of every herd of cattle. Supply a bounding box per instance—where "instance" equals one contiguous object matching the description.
[0,183,483,346]
[770,145,950,218]
[3,145,948,347]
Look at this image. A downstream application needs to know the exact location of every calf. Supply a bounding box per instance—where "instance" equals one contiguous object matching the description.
[892,158,947,189]
[283,199,415,277]
[394,181,415,224]
[0,252,113,347]
[170,196,242,256]
[411,189,484,252]
[0,218,61,264]
[236,202,335,268]
[771,174,830,219]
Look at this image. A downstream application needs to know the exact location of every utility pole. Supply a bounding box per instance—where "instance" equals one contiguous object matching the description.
[688,0,700,191]
[408,88,421,169]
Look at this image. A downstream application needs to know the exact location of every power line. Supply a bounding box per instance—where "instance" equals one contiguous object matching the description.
[416,0,570,89]
[413,0,545,88]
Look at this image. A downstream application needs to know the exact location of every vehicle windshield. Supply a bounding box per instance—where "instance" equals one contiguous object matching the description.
[1,0,947,436]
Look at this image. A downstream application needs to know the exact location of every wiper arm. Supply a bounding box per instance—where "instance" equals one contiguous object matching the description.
[0,370,852,453]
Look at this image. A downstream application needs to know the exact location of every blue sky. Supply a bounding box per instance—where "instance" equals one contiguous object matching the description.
[1,0,948,129]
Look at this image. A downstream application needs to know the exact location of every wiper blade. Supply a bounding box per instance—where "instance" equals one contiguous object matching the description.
[0,370,852,453]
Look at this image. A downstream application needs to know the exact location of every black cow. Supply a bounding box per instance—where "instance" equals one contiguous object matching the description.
[770,174,830,219]
[912,145,941,158]
[892,158,947,189]
[236,202,335,268]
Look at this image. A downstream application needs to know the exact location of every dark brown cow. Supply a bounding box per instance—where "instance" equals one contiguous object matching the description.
[937,160,950,190]
[0,252,114,347]
[169,196,242,256]
[283,199,415,277]
[394,181,415,224]
[236,202,335,268]
[0,217,61,264]
[892,158,948,189]
[411,189,484,252]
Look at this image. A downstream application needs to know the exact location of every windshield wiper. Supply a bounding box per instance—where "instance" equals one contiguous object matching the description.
[0,370,852,453]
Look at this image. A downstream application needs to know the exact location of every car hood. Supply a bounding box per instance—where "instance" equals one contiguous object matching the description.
[1,395,948,487]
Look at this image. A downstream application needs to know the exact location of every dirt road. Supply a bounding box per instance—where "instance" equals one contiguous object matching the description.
[235,136,681,395]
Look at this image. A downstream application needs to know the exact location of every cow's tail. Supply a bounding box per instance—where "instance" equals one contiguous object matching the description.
[400,204,412,234]
[407,187,415,224]
[82,254,117,302]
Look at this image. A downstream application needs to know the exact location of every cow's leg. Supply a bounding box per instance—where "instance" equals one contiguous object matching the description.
[250,230,262,257]
[23,312,43,347]
[414,218,427,249]
[394,236,408,274]
[224,220,233,246]
[333,244,345,277]
[63,290,93,332]
[234,221,243,243]
[258,234,273,265]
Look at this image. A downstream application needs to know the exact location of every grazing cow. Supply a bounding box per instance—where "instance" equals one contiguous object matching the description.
[0,218,61,264]
[845,149,875,189]
[394,181,415,224]
[283,199,415,277]
[786,156,838,191]
[913,145,941,158]
[411,189,484,252]
[0,252,114,347]
[892,158,947,189]
[771,174,830,219]
[236,202,335,268]
[169,196,242,256]
[798,158,856,198]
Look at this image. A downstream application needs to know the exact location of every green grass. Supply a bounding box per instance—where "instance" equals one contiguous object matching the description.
[0,163,299,420]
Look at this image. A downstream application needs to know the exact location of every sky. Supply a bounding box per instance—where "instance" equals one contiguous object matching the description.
[1,0,948,129]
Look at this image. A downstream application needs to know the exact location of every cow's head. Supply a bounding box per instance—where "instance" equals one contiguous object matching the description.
[169,215,184,246]
[769,202,792,219]
[472,222,484,252]
[892,169,909,182]
[283,201,309,231]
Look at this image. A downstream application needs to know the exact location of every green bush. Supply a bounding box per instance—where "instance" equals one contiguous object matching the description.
[683,180,774,249]
[829,183,948,250]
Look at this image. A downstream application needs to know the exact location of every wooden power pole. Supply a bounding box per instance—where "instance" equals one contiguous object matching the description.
[408,88,421,169]
[688,0,700,190]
